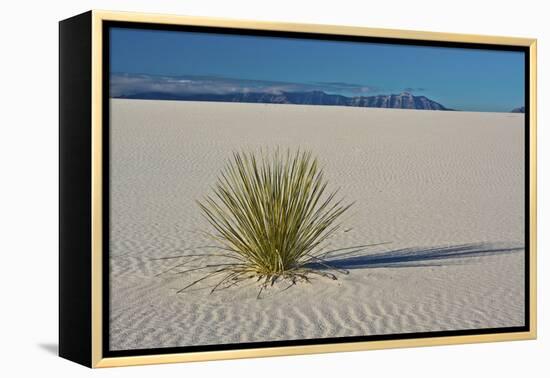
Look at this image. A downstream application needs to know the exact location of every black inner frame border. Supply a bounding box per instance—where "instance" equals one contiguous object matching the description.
[101,20,531,358]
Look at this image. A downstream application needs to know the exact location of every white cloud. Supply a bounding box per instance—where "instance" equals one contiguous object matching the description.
[110,73,378,97]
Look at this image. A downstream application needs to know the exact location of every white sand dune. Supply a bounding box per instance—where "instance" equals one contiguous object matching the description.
[109,99,525,351]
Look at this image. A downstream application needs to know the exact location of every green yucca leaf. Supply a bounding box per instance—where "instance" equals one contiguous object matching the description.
[196,148,354,281]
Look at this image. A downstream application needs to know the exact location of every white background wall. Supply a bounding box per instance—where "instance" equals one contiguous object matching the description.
[0,0,547,376]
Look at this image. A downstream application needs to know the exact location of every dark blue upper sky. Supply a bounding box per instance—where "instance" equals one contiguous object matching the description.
[110,27,525,112]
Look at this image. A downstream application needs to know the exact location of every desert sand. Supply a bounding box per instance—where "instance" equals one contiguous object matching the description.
[109,99,525,351]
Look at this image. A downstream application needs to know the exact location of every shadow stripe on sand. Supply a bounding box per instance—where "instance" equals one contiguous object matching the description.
[308,242,524,270]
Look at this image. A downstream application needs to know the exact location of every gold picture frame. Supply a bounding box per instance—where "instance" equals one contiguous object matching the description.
[59,9,537,368]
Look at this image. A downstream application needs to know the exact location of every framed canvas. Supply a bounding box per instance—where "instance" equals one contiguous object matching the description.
[59,10,537,368]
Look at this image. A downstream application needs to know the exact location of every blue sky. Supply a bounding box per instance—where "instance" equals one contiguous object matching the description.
[110,27,525,112]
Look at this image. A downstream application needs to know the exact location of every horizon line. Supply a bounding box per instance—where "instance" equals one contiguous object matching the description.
[110,72,524,113]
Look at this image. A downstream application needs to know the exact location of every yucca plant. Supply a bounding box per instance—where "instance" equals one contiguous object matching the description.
[162,149,353,297]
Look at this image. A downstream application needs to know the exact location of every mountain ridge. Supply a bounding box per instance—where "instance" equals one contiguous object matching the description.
[115,90,452,111]
[511,106,525,113]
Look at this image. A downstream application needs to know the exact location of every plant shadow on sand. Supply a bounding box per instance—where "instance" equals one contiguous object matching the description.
[155,242,523,298]
[307,242,524,271]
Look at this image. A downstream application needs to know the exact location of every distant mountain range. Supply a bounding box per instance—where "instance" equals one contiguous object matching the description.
[115,90,452,111]
[511,106,525,113]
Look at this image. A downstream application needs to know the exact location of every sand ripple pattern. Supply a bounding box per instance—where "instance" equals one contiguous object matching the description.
[109,100,525,351]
